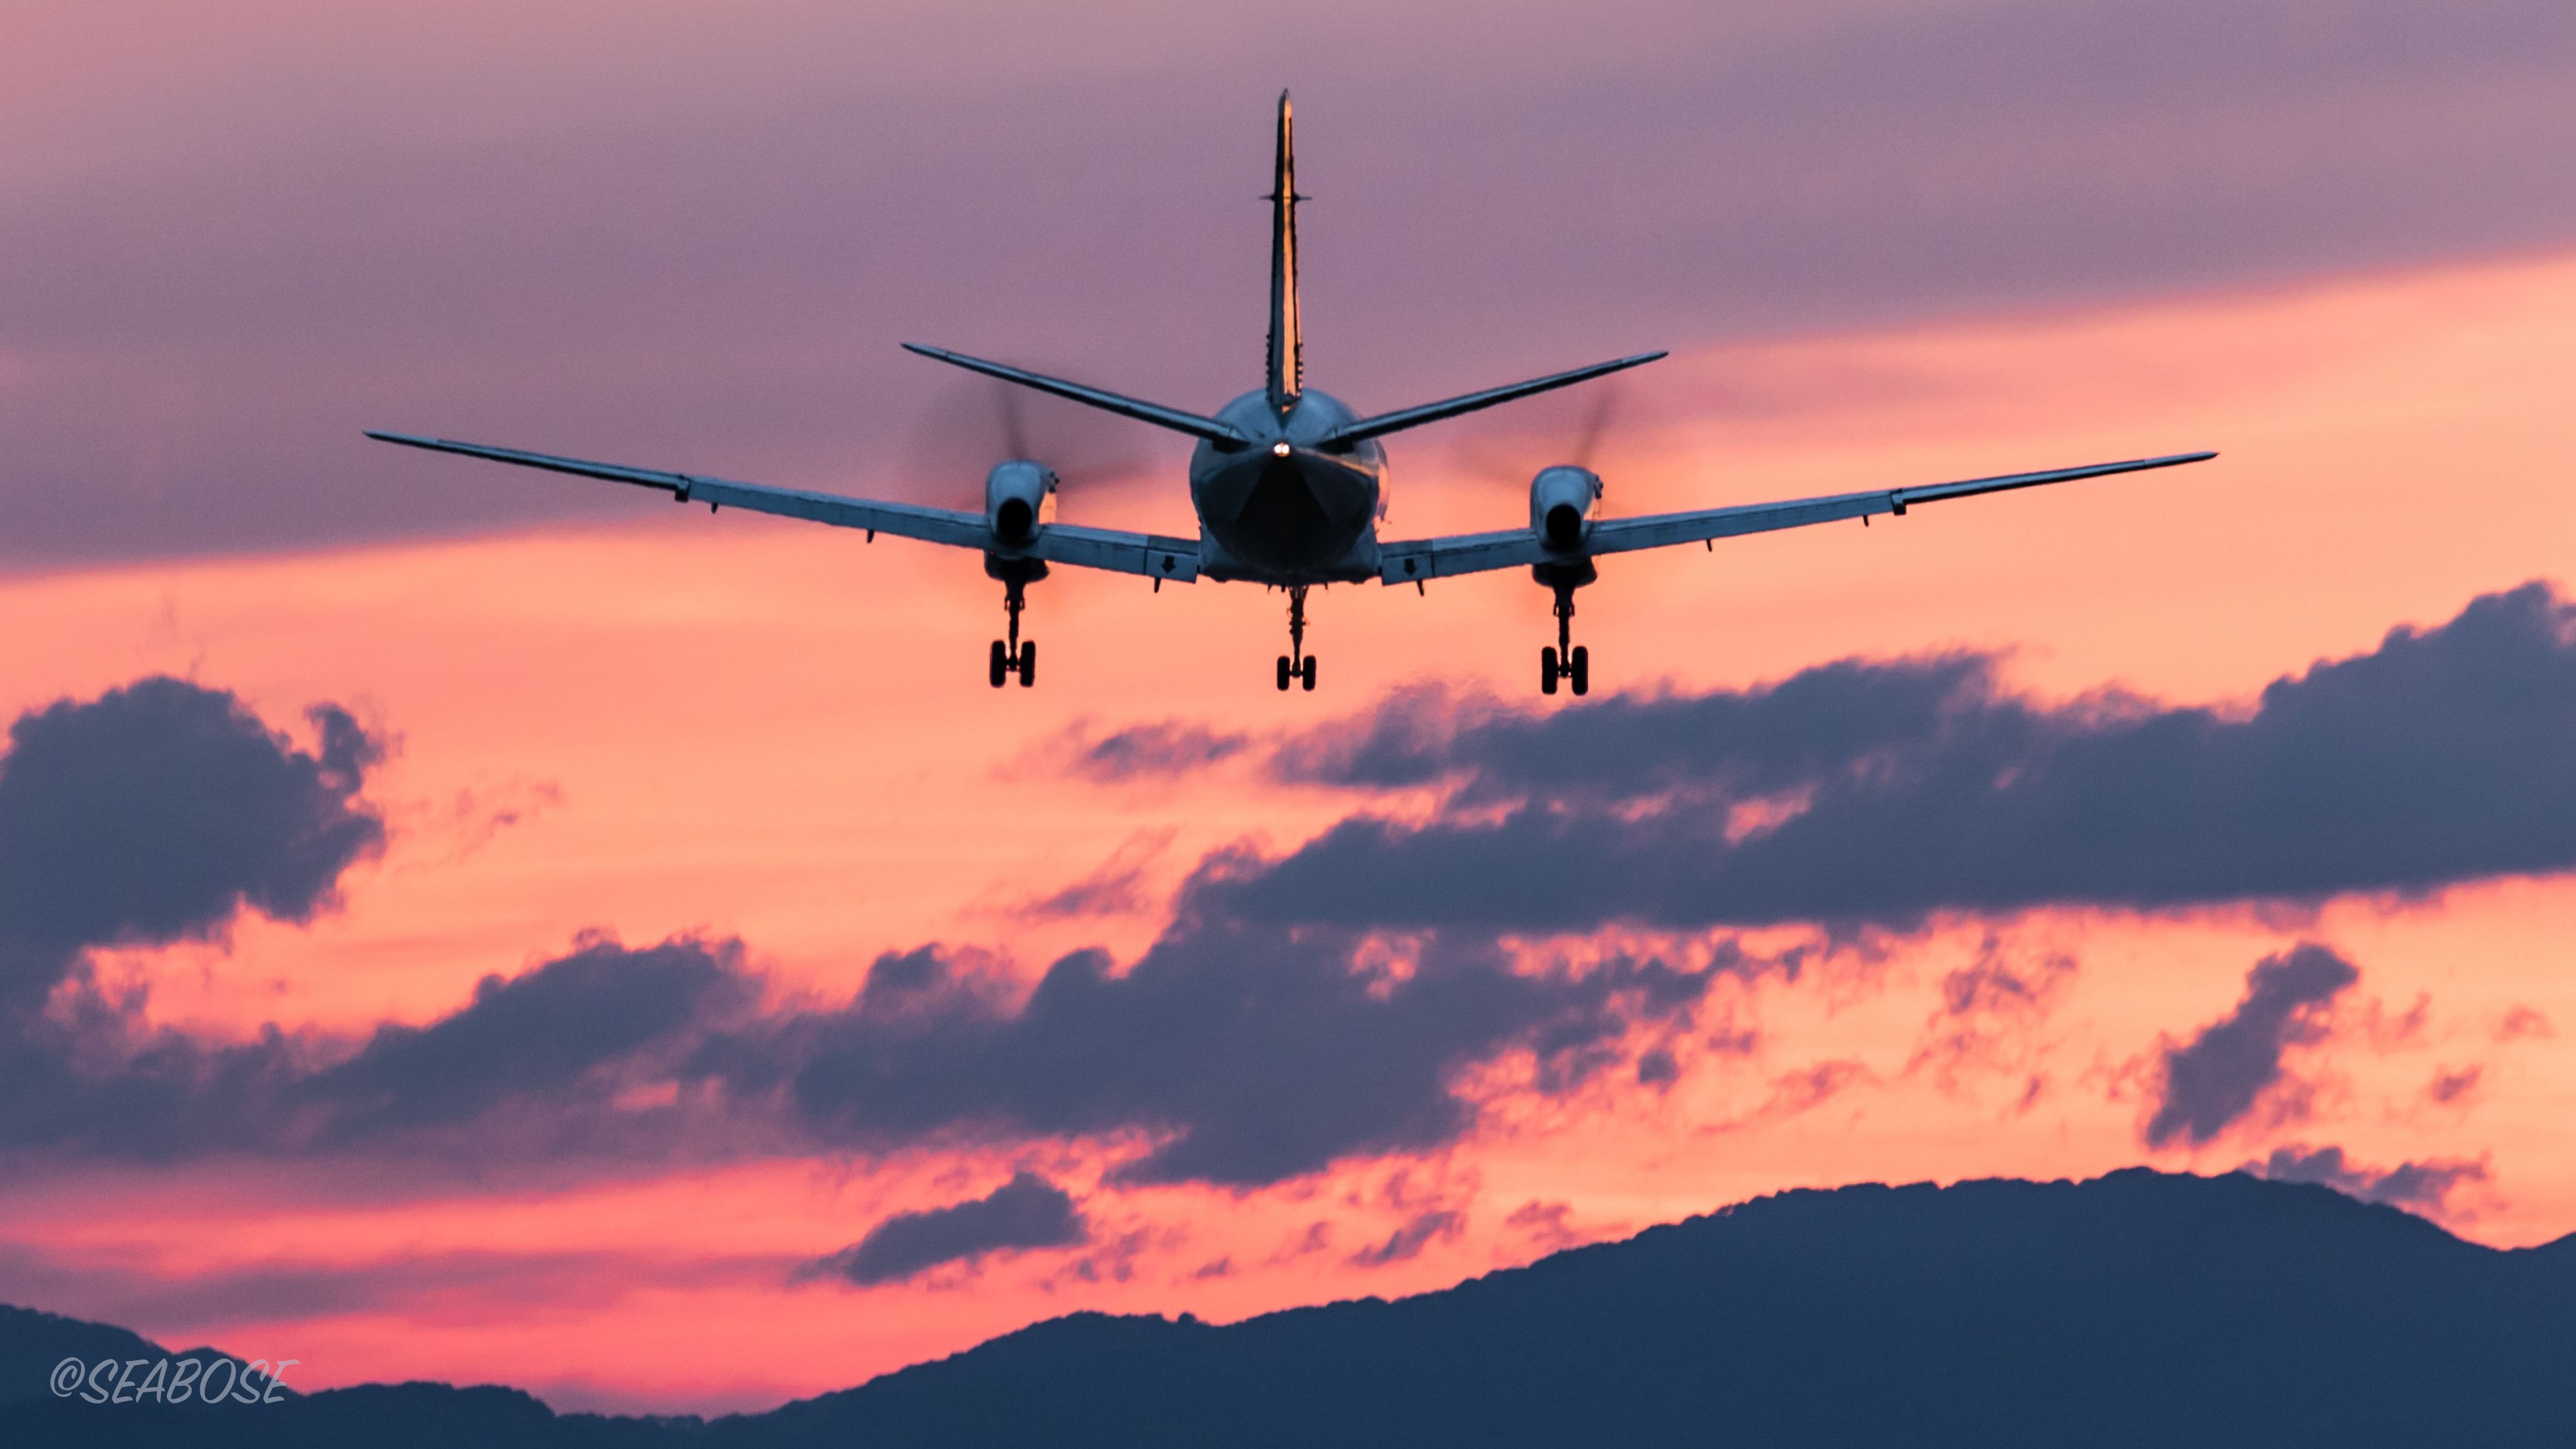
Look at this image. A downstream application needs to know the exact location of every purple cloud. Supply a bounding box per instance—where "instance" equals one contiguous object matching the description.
[2145,945,2357,1148]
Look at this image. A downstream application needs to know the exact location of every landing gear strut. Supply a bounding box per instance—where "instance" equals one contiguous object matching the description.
[1275,585,1318,692]
[986,555,1045,688]
[1535,560,1594,697]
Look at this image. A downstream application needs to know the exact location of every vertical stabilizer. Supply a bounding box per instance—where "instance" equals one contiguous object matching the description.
[1265,90,1302,415]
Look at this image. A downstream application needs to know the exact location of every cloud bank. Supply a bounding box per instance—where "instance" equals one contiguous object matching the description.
[1102,583,2576,933]
[5,583,2545,1199]
[719,913,1723,1186]
[0,676,1723,1185]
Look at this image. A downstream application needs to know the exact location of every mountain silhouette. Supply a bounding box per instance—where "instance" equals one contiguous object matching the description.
[10,1168,2572,1446]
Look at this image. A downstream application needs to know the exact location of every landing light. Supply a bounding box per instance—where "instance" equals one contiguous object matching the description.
[1272,441,1291,457]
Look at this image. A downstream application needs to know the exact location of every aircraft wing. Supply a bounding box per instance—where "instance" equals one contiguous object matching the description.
[366,432,1201,583]
[1378,451,2215,585]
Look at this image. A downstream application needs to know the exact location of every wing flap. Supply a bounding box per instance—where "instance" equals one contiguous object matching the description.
[1034,524,1201,582]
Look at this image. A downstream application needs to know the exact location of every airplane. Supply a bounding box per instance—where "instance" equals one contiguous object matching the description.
[370,93,2213,697]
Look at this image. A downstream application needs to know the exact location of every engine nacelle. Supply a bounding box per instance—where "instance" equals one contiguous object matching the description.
[1529,465,1602,551]
[985,460,1057,547]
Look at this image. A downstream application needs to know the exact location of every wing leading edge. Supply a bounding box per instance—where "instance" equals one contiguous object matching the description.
[1377,451,2217,584]
[364,431,1200,583]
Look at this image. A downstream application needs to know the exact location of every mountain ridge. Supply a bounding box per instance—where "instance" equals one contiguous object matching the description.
[10,1168,2574,1447]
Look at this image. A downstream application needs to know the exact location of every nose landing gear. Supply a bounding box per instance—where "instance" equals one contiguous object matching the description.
[1275,585,1318,692]
[986,555,1045,688]
[1534,560,1595,697]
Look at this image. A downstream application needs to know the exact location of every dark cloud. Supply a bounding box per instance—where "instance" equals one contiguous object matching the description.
[2243,1144,2490,1217]
[6,1,2576,568]
[1347,1209,1465,1268]
[1908,945,2078,1086]
[2145,945,2357,1148]
[0,933,750,1165]
[295,935,755,1141]
[2496,1006,2553,1041]
[1271,660,1988,803]
[0,677,384,1013]
[2424,1065,2483,1106]
[0,683,717,1168]
[1160,584,2576,933]
[1506,1200,1581,1251]
[801,1173,1085,1287]
[1052,724,1252,787]
[3,909,1722,1187]
[719,898,1724,1185]
[1006,830,1173,921]
[1756,1062,1867,1124]
[1269,1222,1335,1264]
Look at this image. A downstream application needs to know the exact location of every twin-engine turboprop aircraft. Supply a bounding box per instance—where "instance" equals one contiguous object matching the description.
[371,93,2212,696]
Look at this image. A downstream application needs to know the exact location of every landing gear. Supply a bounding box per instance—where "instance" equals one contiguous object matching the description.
[1274,585,1318,692]
[1533,560,1596,697]
[1540,644,1588,696]
[985,554,1046,688]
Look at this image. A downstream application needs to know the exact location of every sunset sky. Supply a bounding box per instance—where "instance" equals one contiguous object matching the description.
[5,0,2576,1417]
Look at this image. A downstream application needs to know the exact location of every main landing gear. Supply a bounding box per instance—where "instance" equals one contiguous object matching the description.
[986,555,1043,688]
[1535,559,1595,697]
[1276,585,1318,692]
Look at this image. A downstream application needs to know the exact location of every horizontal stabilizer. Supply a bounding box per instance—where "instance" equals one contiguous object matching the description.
[1318,352,1666,448]
[903,345,1251,448]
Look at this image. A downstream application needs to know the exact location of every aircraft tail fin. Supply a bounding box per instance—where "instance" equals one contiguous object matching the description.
[1265,90,1302,415]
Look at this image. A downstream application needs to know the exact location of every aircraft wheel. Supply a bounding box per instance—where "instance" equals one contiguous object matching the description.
[1540,646,1559,696]
[1300,656,1317,692]
[1018,641,1037,688]
[1569,645,1589,697]
[1276,655,1292,691]
[989,640,1008,688]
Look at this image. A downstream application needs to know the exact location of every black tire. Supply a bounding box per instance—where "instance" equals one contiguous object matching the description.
[1569,645,1589,697]
[1540,646,1559,696]
[1301,656,1317,692]
[989,640,1008,688]
[1276,655,1293,690]
[1018,641,1037,688]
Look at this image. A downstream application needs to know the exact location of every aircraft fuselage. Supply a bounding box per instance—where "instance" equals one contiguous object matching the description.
[1189,389,1388,583]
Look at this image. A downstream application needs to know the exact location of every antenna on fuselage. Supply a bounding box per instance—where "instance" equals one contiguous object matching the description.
[1264,90,1303,417]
